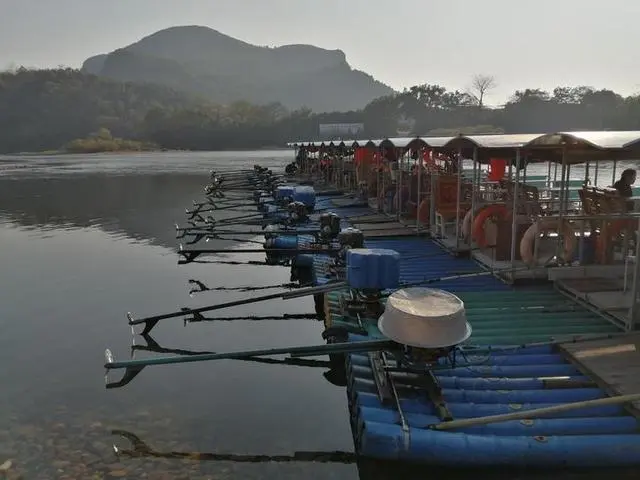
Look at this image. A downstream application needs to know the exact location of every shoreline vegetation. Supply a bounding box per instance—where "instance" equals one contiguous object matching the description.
[2,68,640,155]
[62,128,157,154]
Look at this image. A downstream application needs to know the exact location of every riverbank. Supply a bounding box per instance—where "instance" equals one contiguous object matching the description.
[8,144,289,156]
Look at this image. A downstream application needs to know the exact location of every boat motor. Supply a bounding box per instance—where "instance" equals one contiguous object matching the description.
[316,213,342,243]
[326,228,365,279]
[273,185,295,208]
[286,201,309,224]
[337,248,399,322]
[253,189,267,203]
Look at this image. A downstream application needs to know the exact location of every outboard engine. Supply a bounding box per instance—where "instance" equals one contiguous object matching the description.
[257,195,274,213]
[292,186,316,215]
[285,162,298,175]
[253,189,267,203]
[287,201,309,224]
[263,224,279,240]
[326,227,365,280]
[263,231,298,266]
[317,213,342,243]
[322,248,400,380]
[338,248,400,320]
[274,186,296,208]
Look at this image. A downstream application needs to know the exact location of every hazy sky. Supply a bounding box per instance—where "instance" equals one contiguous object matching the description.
[2,0,639,105]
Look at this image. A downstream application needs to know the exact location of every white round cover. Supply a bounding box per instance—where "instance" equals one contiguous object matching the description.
[377,287,472,348]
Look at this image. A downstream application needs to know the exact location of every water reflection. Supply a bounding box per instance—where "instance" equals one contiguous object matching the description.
[113,430,356,464]
[0,172,224,249]
[0,152,359,480]
[0,150,290,248]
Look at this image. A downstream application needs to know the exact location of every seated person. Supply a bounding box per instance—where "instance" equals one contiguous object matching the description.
[612,168,636,210]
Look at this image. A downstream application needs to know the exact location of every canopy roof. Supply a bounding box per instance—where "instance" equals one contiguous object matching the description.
[290,131,640,163]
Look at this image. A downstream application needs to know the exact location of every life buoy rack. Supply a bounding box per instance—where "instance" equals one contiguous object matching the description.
[519,219,575,265]
[471,204,510,247]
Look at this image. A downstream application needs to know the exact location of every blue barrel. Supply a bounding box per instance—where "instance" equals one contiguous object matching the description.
[276,185,295,199]
[293,186,316,210]
[268,235,298,250]
[346,248,401,290]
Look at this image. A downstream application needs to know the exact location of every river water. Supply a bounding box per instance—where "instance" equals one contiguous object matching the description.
[0,151,636,480]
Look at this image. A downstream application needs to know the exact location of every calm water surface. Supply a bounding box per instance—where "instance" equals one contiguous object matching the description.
[0,151,357,480]
[0,151,636,480]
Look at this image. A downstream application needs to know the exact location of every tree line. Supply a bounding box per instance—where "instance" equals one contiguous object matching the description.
[1,68,639,154]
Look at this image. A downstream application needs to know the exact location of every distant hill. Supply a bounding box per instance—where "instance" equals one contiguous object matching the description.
[1,68,639,154]
[81,25,395,112]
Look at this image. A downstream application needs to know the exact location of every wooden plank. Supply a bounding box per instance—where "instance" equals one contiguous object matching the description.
[548,265,626,280]
[555,282,631,328]
[559,278,624,294]
[559,333,640,413]
[349,214,391,223]
[435,235,472,253]
[586,291,633,310]
[359,228,418,238]
[331,197,366,207]
[471,251,547,280]
[607,309,631,325]
[353,221,409,232]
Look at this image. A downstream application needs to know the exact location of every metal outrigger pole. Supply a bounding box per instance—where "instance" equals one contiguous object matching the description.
[126,280,348,335]
[104,338,396,389]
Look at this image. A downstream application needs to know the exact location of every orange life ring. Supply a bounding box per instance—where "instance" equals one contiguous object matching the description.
[471,204,509,247]
[461,206,489,241]
[520,219,575,266]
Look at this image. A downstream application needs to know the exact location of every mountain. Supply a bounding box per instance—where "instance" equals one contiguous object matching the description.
[81,25,395,113]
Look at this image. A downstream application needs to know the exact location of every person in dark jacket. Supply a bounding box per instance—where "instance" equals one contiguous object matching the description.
[612,168,636,210]
[613,169,636,198]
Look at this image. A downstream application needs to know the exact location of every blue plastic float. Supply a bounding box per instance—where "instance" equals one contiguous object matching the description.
[338,246,640,467]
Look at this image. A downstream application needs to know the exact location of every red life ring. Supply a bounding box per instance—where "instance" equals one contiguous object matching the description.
[520,219,575,266]
[461,206,488,241]
[471,204,509,247]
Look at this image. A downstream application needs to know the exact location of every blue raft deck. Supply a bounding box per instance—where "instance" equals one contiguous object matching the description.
[299,193,640,467]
